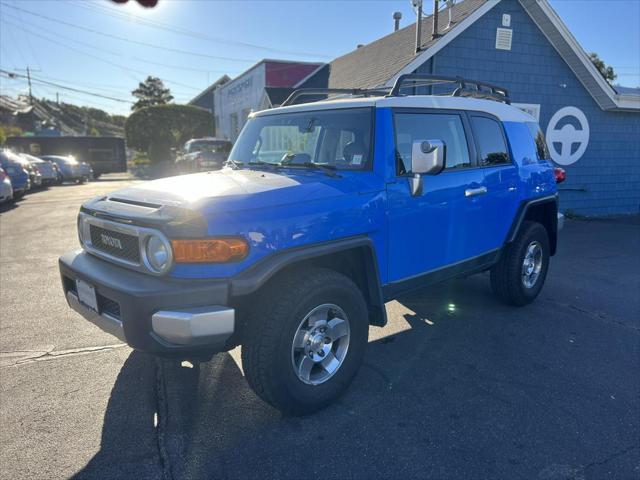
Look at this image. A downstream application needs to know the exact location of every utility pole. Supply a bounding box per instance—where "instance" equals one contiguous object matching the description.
[56,92,60,104]
[16,66,41,105]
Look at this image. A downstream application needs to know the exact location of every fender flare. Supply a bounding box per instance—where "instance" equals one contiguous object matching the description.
[506,194,559,255]
[230,236,387,326]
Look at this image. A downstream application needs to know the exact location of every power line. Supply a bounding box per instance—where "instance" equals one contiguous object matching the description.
[0,17,203,92]
[0,69,134,103]
[1,10,243,76]
[64,0,331,59]
[1,2,262,64]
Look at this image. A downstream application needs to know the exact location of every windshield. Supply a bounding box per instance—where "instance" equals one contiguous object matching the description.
[43,155,78,165]
[186,140,231,154]
[229,108,373,170]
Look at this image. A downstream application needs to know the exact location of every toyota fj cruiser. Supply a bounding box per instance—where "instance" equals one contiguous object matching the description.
[59,75,564,414]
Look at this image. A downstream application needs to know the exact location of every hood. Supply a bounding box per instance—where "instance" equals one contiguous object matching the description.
[99,168,379,213]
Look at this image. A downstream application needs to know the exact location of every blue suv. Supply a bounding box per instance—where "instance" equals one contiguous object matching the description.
[59,76,563,414]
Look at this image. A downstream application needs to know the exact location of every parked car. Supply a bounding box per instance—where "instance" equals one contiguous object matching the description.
[40,155,86,183]
[59,75,564,415]
[0,150,30,198]
[79,162,94,182]
[175,138,232,174]
[0,167,13,204]
[13,153,41,189]
[22,153,58,186]
[49,161,63,184]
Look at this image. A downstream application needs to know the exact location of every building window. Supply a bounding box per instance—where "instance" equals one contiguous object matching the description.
[513,103,541,121]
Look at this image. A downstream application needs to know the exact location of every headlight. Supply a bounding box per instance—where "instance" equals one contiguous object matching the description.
[144,235,171,273]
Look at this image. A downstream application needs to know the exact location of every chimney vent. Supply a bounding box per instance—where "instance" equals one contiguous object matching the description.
[393,11,402,31]
[432,0,440,40]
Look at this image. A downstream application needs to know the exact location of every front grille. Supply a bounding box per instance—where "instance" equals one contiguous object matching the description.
[89,224,140,263]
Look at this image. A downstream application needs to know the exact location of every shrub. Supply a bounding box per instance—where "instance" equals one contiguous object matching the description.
[125,104,213,164]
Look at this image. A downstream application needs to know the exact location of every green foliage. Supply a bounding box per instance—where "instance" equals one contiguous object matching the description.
[589,52,617,84]
[131,76,174,111]
[89,127,100,137]
[125,104,213,164]
[0,125,23,145]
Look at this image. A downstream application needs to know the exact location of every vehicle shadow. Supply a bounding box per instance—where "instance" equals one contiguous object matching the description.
[76,274,639,479]
[0,199,21,213]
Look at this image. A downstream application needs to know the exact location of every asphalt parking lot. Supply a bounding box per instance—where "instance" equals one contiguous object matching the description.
[0,176,638,480]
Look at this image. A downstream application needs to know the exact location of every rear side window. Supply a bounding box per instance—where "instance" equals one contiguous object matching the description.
[526,122,550,160]
[394,112,471,174]
[470,116,510,166]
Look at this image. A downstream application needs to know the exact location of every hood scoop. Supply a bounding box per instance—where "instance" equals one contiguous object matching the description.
[108,196,163,209]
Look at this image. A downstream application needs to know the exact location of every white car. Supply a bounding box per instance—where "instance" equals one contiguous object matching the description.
[0,167,13,204]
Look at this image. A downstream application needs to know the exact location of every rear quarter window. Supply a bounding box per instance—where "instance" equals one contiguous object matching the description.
[526,122,551,161]
[470,116,510,166]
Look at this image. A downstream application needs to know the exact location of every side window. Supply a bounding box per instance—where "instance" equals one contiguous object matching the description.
[470,116,510,166]
[395,113,471,174]
[526,121,551,160]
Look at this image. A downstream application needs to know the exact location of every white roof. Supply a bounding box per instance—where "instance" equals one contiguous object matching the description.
[252,95,535,123]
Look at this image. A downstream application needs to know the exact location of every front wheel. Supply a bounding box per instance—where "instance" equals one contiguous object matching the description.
[241,268,368,415]
[491,221,550,306]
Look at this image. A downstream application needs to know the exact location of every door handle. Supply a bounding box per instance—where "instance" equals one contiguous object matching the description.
[465,186,488,198]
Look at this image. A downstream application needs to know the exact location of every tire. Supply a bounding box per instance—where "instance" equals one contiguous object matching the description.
[241,267,368,415]
[93,173,101,180]
[491,221,550,306]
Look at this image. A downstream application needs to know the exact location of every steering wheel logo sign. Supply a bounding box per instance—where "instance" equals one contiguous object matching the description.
[545,106,590,166]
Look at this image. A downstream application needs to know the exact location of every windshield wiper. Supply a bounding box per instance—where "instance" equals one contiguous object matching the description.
[248,160,281,170]
[224,159,242,169]
[282,162,340,177]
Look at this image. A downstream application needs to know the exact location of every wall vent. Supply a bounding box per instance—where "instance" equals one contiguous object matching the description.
[495,28,513,50]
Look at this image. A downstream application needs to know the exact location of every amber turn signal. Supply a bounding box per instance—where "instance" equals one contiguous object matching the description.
[172,238,248,263]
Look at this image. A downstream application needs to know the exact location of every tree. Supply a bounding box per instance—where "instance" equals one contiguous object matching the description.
[131,76,174,111]
[589,52,616,84]
[125,104,213,165]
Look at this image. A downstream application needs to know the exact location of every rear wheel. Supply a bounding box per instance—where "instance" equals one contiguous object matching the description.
[491,221,550,306]
[241,268,368,415]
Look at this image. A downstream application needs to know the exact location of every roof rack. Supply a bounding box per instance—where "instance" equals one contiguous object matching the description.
[281,88,390,107]
[387,74,510,104]
[279,75,510,107]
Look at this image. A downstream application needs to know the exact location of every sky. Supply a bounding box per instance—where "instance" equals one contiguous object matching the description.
[1,0,638,115]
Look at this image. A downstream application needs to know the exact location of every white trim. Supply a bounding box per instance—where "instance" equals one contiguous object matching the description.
[256,95,535,123]
[385,0,501,87]
[383,0,638,112]
[512,102,540,121]
[522,0,638,111]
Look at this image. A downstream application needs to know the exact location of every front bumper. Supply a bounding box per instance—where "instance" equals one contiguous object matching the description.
[60,250,236,357]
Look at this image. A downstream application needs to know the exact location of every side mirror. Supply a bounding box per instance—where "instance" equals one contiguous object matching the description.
[411,139,446,175]
[408,139,446,196]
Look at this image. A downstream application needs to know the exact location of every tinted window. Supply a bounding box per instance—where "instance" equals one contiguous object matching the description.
[394,113,471,174]
[526,122,550,160]
[471,116,510,166]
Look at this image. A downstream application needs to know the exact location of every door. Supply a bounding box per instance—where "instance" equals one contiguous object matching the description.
[468,115,520,252]
[386,110,487,283]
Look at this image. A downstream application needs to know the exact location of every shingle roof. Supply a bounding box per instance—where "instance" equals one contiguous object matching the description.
[328,0,487,90]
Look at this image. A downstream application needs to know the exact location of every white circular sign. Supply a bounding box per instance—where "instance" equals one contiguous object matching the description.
[545,106,589,166]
